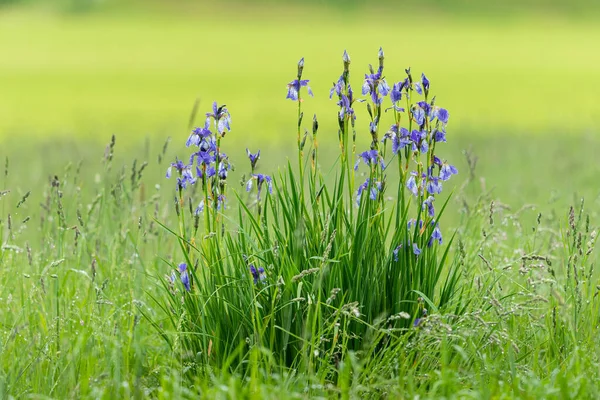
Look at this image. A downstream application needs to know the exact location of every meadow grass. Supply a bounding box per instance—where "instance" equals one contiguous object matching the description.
[1,4,600,399]
[1,130,599,399]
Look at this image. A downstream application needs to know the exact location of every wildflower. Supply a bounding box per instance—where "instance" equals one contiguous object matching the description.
[342,49,351,65]
[166,159,186,179]
[412,106,425,126]
[246,173,273,199]
[417,101,431,119]
[390,81,405,104]
[433,128,447,143]
[178,262,190,291]
[384,126,410,154]
[338,88,356,121]
[410,129,428,153]
[167,160,197,190]
[330,78,343,99]
[407,173,419,196]
[206,166,216,178]
[218,162,229,180]
[195,200,204,215]
[190,149,216,167]
[421,73,430,93]
[247,148,260,171]
[436,108,450,124]
[287,58,313,101]
[369,117,379,135]
[217,194,226,210]
[249,264,266,285]
[440,163,458,181]
[362,48,389,105]
[198,135,216,153]
[426,175,443,195]
[429,224,443,247]
[286,79,313,101]
[186,118,212,147]
[206,101,232,135]
[356,178,382,205]
[355,149,383,170]
[413,81,423,96]
[414,307,428,327]
[423,196,435,217]
[412,243,421,256]
[393,244,402,262]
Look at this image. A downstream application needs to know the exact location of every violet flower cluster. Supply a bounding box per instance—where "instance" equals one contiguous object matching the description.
[386,70,457,255]
[166,101,232,212]
[344,50,457,257]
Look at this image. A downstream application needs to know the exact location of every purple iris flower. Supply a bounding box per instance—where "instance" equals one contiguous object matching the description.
[393,244,402,262]
[167,161,197,190]
[378,79,390,96]
[247,148,260,170]
[417,101,431,118]
[413,81,423,95]
[414,308,428,327]
[423,196,435,217]
[178,262,190,291]
[166,159,185,178]
[412,243,421,256]
[218,162,229,180]
[412,106,425,126]
[337,87,356,121]
[369,118,379,135]
[357,179,369,205]
[247,173,273,200]
[437,108,449,124]
[198,135,216,153]
[286,79,313,101]
[407,173,418,196]
[249,264,266,284]
[421,73,430,93]
[186,119,213,147]
[190,150,216,167]
[182,165,197,184]
[356,178,382,205]
[426,176,443,195]
[195,200,204,215]
[217,194,226,210]
[206,166,216,178]
[407,218,417,230]
[330,74,344,99]
[206,101,232,135]
[355,149,383,170]
[392,127,411,154]
[428,225,443,247]
[410,129,428,153]
[390,81,404,104]
[440,163,458,181]
[433,128,447,143]
[361,54,389,105]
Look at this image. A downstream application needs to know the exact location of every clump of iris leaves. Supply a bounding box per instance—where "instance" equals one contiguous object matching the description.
[159,48,461,378]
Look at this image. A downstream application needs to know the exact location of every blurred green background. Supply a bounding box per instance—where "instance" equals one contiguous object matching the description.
[1,0,599,209]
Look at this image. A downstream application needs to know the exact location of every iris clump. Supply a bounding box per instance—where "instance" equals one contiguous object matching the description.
[162,48,462,379]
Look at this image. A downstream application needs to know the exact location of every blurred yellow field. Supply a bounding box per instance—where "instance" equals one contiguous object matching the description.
[1,7,599,143]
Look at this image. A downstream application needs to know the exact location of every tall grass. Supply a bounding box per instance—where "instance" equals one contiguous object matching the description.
[0,53,599,400]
